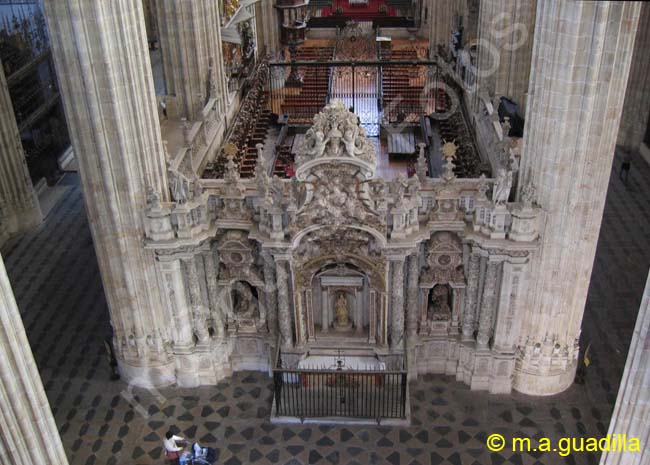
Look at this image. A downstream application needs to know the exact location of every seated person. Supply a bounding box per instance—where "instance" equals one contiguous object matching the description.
[193,442,207,459]
[163,430,186,461]
[192,441,217,463]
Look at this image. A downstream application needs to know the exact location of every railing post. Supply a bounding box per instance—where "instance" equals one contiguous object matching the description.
[351,62,356,113]
[401,372,407,419]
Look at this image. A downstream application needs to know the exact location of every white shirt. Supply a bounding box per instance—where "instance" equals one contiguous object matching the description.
[163,435,184,452]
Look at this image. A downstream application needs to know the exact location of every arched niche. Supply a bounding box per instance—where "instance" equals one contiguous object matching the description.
[290,226,388,346]
[419,231,467,336]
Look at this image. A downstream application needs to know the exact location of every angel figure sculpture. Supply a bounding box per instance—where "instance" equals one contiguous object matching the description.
[343,126,363,157]
[306,130,329,158]
[493,168,513,205]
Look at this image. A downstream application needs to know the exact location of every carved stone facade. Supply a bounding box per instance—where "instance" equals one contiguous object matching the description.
[140,101,541,393]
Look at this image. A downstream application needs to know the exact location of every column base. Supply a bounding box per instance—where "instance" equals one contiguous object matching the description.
[513,359,578,396]
[117,358,177,388]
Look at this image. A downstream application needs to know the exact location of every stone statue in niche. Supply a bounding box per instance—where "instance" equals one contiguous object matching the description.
[231,281,259,330]
[427,285,451,321]
[334,293,352,331]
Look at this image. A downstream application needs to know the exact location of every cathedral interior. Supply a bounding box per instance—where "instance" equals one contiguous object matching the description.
[0,1,649,465]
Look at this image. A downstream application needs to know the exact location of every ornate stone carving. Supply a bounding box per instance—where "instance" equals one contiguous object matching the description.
[216,231,263,285]
[421,232,465,286]
[462,254,481,339]
[296,100,376,168]
[291,165,385,234]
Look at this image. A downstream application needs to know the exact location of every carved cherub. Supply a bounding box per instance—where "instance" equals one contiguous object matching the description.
[327,127,343,157]
[306,129,329,158]
[343,126,362,157]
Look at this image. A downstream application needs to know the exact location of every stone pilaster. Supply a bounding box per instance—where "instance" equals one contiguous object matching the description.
[202,248,225,339]
[462,253,480,340]
[156,0,227,120]
[492,261,524,352]
[600,270,650,465]
[406,254,420,341]
[0,254,69,465]
[275,259,293,349]
[390,258,406,352]
[0,58,42,245]
[158,259,194,348]
[515,0,641,395]
[474,0,536,110]
[476,260,499,349]
[183,256,210,344]
[262,251,278,338]
[44,0,174,386]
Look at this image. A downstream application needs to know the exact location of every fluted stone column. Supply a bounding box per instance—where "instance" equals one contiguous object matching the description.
[0,254,69,465]
[425,0,460,55]
[390,258,406,352]
[600,270,650,465]
[462,253,480,340]
[156,0,227,121]
[260,0,280,55]
[617,3,650,153]
[406,254,420,341]
[276,260,293,349]
[0,60,42,246]
[474,0,536,111]
[515,0,641,396]
[476,260,499,349]
[44,0,174,386]
[143,0,158,47]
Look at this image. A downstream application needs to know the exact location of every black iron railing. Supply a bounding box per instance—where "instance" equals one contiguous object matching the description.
[272,346,408,421]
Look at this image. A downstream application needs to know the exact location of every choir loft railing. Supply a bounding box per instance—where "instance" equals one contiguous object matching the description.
[272,344,408,422]
[268,60,445,135]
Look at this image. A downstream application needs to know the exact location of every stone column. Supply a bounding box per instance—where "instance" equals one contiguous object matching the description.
[0,59,42,246]
[390,258,406,352]
[476,260,499,349]
[0,254,69,465]
[275,259,293,349]
[156,0,227,121]
[321,287,329,333]
[462,253,480,340]
[143,0,158,47]
[262,251,278,338]
[406,254,420,341]
[617,3,650,153]
[425,0,459,55]
[600,270,650,465]
[355,287,364,335]
[474,0,536,111]
[44,0,174,386]
[515,0,641,396]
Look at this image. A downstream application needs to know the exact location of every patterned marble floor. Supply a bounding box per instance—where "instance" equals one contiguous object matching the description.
[2,149,649,465]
